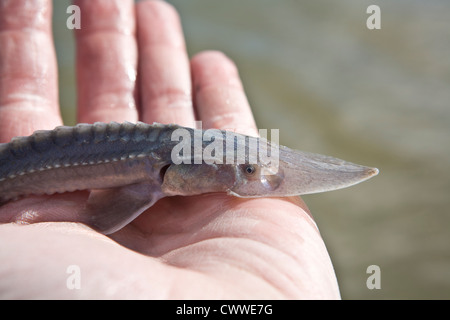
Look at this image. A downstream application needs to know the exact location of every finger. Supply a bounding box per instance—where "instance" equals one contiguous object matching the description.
[136,0,195,127]
[74,0,138,124]
[191,51,258,136]
[0,0,61,142]
[191,51,310,213]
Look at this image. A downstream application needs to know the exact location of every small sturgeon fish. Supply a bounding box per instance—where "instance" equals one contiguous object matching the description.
[0,122,378,234]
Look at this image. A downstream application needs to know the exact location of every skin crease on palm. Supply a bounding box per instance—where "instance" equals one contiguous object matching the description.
[0,0,341,299]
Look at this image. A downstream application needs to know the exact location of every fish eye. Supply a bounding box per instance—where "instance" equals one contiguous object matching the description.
[244,164,256,175]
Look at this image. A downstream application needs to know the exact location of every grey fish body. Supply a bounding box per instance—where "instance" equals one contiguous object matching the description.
[0,122,176,203]
[0,122,378,234]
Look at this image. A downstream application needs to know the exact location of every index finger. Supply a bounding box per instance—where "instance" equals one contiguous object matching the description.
[0,0,61,142]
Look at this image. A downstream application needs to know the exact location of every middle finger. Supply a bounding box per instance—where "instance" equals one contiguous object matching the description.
[136,1,194,127]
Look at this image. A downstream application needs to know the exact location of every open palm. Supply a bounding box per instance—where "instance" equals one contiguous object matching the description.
[0,0,339,299]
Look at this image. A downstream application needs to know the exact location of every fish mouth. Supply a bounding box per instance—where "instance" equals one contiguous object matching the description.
[229,144,379,198]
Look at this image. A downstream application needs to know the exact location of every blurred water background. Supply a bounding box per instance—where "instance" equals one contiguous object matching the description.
[53,0,450,299]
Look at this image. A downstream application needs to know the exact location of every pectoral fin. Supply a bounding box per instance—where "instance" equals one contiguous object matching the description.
[82,182,163,234]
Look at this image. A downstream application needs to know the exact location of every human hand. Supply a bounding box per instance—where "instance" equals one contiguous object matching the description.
[0,0,340,299]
